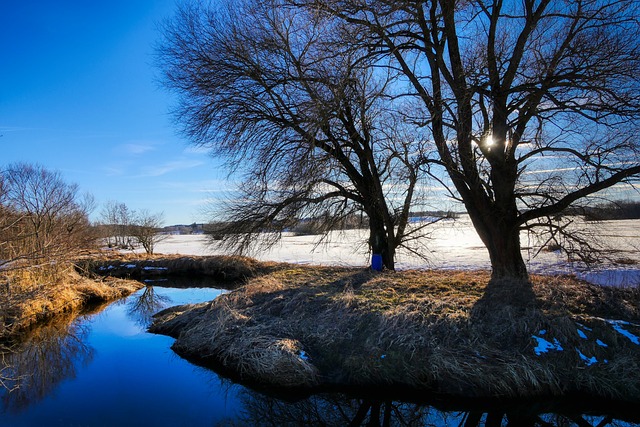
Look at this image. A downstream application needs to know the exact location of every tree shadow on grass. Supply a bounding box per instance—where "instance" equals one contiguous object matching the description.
[469,278,541,349]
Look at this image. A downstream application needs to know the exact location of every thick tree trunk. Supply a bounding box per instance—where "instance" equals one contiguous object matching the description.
[369,223,395,271]
[485,226,528,280]
[471,214,528,281]
[368,212,395,270]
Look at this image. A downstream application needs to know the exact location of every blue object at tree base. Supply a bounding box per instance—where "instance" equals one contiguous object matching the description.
[371,254,383,271]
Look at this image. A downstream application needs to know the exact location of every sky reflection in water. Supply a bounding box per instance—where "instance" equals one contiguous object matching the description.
[0,285,240,426]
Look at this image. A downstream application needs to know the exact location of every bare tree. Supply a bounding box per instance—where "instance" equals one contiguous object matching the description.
[0,163,96,271]
[158,0,440,269]
[99,200,135,249]
[130,210,166,255]
[98,200,119,249]
[300,0,640,280]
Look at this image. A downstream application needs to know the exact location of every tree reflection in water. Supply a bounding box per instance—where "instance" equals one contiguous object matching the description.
[220,390,637,427]
[127,285,172,328]
[0,313,93,412]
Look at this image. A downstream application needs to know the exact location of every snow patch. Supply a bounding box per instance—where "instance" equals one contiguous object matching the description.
[131,218,640,287]
[532,333,564,356]
[576,349,599,366]
[576,322,592,332]
[607,320,640,345]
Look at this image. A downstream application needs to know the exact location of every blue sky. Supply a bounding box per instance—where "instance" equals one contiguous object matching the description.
[1,1,228,225]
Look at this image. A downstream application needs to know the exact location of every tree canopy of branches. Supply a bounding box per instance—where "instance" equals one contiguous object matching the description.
[99,201,166,254]
[158,0,438,269]
[299,0,640,280]
[129,210,166,255]
[99,200,135,249]
[0,163,95,272]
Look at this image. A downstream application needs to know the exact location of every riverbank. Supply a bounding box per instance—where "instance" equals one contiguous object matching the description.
[150,266,640,402]
[1,264,143,341]
[0,254,272,342]
[81,253,277,283]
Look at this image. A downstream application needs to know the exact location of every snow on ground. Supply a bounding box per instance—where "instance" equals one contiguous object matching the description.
[148,216,640,287]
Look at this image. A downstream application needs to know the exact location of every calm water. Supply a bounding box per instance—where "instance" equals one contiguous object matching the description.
[1,281,638,427]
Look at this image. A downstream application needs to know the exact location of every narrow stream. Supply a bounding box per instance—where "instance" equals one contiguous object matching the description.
[1,282,638,426]
[1,284,243,426]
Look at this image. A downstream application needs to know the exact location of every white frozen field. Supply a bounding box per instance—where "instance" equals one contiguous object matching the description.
[149,216,640,287]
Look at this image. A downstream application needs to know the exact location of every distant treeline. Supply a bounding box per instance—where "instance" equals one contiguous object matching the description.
[569,201,640,220]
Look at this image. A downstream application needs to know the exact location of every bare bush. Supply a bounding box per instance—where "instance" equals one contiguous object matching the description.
[130,210,167,255]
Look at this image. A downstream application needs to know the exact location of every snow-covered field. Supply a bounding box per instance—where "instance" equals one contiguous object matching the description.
[150,216,640,287]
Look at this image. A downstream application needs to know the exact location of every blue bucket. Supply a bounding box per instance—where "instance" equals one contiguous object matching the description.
[371,254,383,271]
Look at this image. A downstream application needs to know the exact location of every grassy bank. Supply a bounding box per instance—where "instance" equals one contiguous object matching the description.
[82,254,277,283]
[150,266,640,402]
[0,254,269,341]
[1,264,143,340]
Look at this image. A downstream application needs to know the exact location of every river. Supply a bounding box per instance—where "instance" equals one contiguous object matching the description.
[0,281,638,426]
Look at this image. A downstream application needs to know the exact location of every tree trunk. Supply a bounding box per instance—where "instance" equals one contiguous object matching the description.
[485,227,528,280]
[369,219,395,270]
[468,209,528,281]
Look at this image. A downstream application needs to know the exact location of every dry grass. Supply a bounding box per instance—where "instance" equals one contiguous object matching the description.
[1,263,143,340]
[151,266,640,401]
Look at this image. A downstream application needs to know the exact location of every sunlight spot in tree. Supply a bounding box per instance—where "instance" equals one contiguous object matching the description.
[484,134,494,147]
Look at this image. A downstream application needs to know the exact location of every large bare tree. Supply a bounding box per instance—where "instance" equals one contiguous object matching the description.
[158,0,439,269]
[300,0,640,280]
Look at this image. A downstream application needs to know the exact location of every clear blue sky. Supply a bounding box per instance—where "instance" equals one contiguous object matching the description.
[1,1,228,225]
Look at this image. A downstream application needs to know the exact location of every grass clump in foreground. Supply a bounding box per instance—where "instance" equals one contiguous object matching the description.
[0,263,143,340]
[150,266,640,401]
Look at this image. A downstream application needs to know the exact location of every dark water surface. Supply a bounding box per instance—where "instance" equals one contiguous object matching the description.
[1,281,638,427]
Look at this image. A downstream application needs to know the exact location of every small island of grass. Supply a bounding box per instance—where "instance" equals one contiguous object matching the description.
[150,263,640,403]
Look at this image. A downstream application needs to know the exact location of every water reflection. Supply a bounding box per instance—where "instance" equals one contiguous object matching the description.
[220,389,639,427]
[127,285,172,327]
[0,285,223,420]
[0,285,638,426]
[0,312,94,412]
